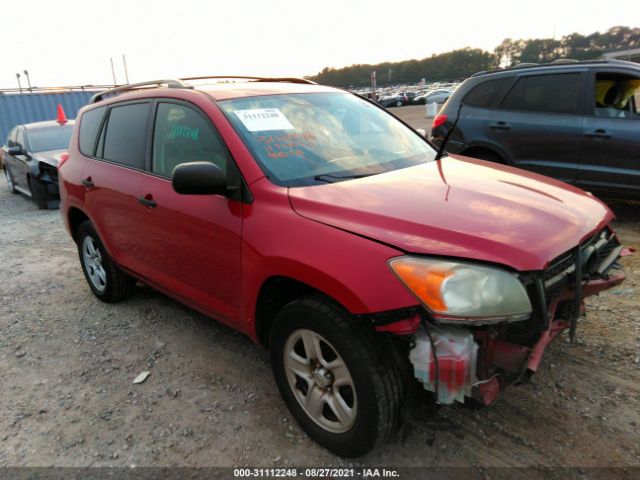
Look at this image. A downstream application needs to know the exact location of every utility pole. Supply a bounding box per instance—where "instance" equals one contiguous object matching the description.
[122,54,130,84]
[388,68,392,84]
[16,73,22,93]
[23,70,32,92]
[371,70,377,101]
[110,57,117,86]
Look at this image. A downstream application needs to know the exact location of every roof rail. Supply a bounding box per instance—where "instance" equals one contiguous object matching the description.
[89,79,193,103]
[180,76,317,85]
[512,62,540,68]
[472,58,639,78]
[551,58,579,64]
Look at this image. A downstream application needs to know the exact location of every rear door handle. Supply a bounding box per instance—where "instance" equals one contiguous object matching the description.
[489,121,511,130]
[585,129,610,139]
[138,195,157,208]
[81,177,94,189]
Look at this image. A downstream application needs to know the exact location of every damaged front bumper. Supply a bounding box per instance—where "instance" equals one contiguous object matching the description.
[379,228,631,407]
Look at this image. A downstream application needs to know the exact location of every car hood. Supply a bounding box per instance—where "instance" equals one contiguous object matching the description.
[32,149,67,167]
[288,155,613,271]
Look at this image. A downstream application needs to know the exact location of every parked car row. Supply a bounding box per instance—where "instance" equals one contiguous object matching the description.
[354,82,459,108]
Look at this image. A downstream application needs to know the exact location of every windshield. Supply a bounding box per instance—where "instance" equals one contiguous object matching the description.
[28,125,73,153]
[219,92,436,186]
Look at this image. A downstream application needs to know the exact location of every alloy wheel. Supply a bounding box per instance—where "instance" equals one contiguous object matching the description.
[82,236,107,293]
[283,329,357,433]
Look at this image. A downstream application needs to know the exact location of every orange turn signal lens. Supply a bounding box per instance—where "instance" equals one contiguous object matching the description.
[389,257,452,312]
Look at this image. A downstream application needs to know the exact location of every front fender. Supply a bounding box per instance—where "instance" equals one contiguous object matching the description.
[241,184,419,338]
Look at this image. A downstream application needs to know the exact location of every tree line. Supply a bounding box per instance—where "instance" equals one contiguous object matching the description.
[308,26,640,87]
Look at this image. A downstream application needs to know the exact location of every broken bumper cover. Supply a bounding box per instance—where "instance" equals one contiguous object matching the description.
[407,271,627,406]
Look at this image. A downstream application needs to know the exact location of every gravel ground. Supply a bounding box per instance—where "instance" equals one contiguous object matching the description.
[1,125,639,470]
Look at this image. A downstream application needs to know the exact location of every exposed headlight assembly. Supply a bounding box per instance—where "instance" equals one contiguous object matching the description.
[389,256,532,324]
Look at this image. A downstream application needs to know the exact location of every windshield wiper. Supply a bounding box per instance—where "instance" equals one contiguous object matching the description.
[314,173,377,183]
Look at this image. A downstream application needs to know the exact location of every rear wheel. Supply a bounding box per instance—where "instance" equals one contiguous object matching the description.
[77,221,135,303]
[4,167,17,194]
[395,100,403,107]
[269,296,403,457]
[28,177,48,209]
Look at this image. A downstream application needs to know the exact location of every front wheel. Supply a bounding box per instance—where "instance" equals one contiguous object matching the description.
[395,100,403,107]
[269,296,403,457]
[77,221,135,303]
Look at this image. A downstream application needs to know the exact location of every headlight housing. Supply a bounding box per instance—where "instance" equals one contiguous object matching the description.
[389,256,532,324]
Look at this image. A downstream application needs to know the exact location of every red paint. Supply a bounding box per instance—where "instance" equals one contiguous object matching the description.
[527,320,570,372]
[374,316,420,335]
[489,340,531,373]
[558,273,626,301]
[289,156,613,271]
[478,377,500,405]
[57,152,69,169]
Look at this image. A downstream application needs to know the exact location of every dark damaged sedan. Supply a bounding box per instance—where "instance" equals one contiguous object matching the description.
[2,119,74,209]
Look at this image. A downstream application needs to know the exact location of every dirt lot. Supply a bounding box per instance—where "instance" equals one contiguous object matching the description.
[1,113,639,472]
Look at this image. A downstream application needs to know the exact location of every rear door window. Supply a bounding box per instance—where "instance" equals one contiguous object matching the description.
[463,77,512,107]
[151,102,229,177]
[79,106,106,156]
[501,73,581,114]
[102,102,151,169]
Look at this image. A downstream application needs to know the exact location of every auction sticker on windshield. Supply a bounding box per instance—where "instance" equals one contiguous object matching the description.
[234,108,294,132]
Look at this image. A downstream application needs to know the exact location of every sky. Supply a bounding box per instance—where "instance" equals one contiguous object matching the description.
[2,0,638,89]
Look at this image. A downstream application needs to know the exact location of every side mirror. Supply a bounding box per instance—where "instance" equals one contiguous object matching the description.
[172,161,227,196]
[8,145,24,155]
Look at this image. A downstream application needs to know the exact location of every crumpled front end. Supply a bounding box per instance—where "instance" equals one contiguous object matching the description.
[34,160,61,208]
[380,226,630,406]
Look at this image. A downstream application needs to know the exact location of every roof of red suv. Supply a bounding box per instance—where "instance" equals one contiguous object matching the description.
[196,81,341,101]
[89,78,343,104]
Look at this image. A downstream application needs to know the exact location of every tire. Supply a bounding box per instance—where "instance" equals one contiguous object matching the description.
[269,296,403,457]
[28,177,48,209]
[395,100,403,107]
[4,167,18,194]
[77,221,135,303]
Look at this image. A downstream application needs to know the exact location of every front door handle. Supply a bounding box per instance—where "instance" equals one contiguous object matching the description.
[585,129,610,139]
[489,121,511,130]
[81,177,94,189]
[138,195,157,208]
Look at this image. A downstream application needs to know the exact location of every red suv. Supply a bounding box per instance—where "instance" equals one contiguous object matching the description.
[59,77,628,457]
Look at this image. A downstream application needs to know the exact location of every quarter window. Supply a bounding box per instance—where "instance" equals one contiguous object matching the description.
[501,73,581,114]
[593,72,640,118]
[103,103,150,169]
[152,103,228,177]
[79,106,106,156]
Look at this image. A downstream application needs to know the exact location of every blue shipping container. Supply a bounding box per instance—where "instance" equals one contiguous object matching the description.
[0,91,96,144]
